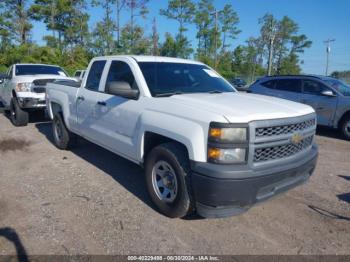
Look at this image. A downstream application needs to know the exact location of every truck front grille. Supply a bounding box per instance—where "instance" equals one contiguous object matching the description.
[254,135,314,163]
[256,118,316,138]
[32,87,46,93]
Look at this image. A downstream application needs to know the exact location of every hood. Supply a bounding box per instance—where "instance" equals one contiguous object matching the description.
[14,75,76,83]
[163,92,315,123]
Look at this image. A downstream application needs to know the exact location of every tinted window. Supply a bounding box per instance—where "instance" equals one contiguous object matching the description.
[106,61,137,89]
[15,65,67,76]
[74,71,81,77]
[303,80,329,95]
[324,79,350,96]
[85,61,106,91]
[261,80,275,89]
[275,79,301,92]
[138,62,235,96]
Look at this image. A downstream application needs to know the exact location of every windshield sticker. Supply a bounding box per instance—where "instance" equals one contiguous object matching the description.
[203,69,220,78]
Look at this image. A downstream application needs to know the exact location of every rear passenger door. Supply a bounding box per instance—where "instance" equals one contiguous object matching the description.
[76,59,108,141]
[301,79,338,126]
[273,79,302,103]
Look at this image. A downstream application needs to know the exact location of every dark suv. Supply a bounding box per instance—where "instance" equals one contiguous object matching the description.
[249,75,350,139]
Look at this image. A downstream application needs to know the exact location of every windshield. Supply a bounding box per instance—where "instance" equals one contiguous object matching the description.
[138,62,235,97]
[15,65,68,76]
[325,79,350,96]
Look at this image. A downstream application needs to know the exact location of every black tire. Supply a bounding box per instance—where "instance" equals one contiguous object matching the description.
[145,142,194,218]
[340,116,350,140]
[52,113,75,150]
[10,98,29,126]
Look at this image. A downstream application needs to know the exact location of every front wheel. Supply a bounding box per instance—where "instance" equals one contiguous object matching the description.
[340,116,350,140]
[10,98,29,126]
[145,142,194,218]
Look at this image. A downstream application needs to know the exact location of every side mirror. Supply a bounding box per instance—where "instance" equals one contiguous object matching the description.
[321,90,336,97]
[106,81,139,100]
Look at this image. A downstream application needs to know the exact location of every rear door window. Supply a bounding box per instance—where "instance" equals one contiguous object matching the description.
[275,79,302,93]
[261,80,276,89]
[85,60,106,91]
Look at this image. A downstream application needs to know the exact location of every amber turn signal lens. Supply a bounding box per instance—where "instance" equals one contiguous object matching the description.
[208,148,221,159]
[209,128,222,138]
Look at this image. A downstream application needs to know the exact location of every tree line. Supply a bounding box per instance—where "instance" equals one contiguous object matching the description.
[0,0,312,80]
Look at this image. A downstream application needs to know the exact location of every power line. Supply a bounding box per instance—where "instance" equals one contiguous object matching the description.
[324,38,336,76]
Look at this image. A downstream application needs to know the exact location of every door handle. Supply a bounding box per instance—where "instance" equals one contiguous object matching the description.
[77,96,85,101]
[97,101,106,106]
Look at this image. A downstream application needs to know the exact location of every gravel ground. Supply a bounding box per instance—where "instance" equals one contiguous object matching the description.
[0,112,349,255]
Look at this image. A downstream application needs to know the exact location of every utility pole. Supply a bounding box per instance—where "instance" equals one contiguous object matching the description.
[211,9,219,69]
[324,38,335,76]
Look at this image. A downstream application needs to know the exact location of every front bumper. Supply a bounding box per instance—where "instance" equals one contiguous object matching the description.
[17,93,46,109]
[191,144,318,218]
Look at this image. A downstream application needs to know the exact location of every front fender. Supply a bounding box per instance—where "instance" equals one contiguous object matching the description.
[47,89,71,129]
[137,110,208,162]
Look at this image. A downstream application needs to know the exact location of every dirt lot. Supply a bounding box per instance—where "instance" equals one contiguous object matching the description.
[0,112,349,256]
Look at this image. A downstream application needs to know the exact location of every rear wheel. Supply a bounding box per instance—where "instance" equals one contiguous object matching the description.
[145,142,194,218]
[52,113,75,149]
[340,116,350,140]
[10,98,29,126]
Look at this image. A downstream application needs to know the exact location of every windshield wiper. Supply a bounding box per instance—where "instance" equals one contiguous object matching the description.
[155,91,183,97]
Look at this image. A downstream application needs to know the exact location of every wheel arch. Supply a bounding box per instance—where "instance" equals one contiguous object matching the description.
[338,110,350,128]
[137,111,207,164]
[142,132,190,163]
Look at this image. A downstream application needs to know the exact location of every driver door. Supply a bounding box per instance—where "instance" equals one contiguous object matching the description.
[301,79,338,126]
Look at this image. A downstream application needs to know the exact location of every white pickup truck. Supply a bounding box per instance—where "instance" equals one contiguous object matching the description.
[0,63,75,126]
[46,56,318,218]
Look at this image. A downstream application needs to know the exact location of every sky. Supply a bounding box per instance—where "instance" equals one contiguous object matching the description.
[31,0,350,75]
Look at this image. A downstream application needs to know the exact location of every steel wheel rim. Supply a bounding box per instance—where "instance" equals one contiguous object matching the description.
[53,118,62,142]
[151,160,178,203]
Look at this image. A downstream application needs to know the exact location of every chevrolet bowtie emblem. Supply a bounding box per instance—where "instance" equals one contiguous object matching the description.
[291,133,303,144]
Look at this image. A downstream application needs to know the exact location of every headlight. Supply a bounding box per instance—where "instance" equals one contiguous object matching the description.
[15,82,32,92]
[208,147,247,164]
[208,123,249,164]
[209,126,247,143]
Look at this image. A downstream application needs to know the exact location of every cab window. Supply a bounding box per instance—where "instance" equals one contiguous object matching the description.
[105,61,138,90]
[85,61,106,91]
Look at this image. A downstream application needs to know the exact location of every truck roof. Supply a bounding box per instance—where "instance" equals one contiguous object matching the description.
[93,55,205,65]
